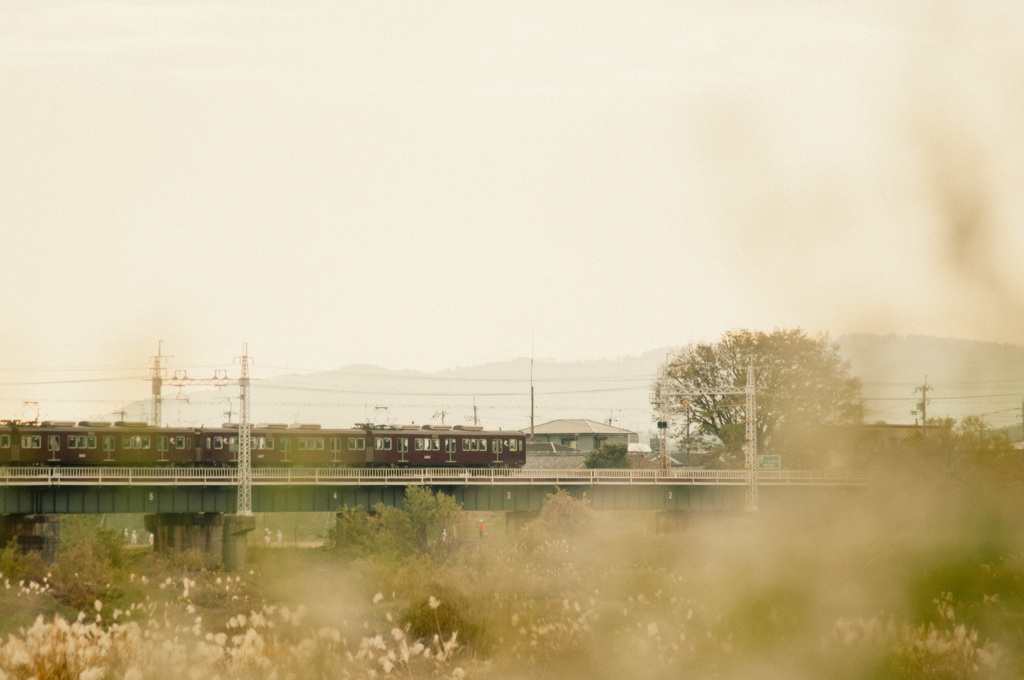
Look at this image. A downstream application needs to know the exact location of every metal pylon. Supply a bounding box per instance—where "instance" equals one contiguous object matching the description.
[236,344,253,516]
[744,364,758,511]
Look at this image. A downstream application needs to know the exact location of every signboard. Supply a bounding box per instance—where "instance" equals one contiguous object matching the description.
[758,455,781,469]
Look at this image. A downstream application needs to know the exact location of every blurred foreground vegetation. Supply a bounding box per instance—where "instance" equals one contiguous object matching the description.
[1,463,1024,678]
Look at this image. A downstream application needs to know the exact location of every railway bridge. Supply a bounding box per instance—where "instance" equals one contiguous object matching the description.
[0,466,867,569]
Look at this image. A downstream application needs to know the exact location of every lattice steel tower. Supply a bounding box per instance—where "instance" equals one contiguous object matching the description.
[236,344,253,516]
[150,341,166,427]
[744,364,758,511]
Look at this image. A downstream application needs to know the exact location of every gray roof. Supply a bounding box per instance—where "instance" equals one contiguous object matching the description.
[524,451,588,470]
[521,419,635,436]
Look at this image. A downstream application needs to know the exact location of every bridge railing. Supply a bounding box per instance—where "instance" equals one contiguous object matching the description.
[0,466,869,487]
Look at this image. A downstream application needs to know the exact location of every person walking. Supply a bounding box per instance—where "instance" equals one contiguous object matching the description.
[478,519,484,537]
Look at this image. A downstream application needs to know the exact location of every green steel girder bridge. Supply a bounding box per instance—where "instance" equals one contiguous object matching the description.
[0,467,866,515]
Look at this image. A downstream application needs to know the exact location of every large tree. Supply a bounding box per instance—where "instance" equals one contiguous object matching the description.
[584,443,630,469]
[653,328,861,467]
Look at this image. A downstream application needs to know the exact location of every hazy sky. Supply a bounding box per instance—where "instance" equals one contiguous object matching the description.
[3,0,1024,416]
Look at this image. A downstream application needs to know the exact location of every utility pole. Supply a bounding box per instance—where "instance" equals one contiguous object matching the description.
[529,346,535,441]
[657,419,668,470]
[914,376,933,439]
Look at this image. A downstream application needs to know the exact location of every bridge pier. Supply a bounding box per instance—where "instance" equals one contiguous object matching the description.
[144,513,255,571]
[222,514,256,572]
[0,514,61,564]
[505,510,539,534]
[654,510,691,534]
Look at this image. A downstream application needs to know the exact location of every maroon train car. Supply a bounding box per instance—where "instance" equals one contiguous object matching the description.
[0,421,200,466]
[366,424,526,467]
[199,423,371,467]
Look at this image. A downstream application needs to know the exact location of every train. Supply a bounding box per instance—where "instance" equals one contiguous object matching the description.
[0,420,527,468]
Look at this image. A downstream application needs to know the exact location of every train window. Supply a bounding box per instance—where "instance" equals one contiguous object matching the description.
[445,439,456,454]
[462,439,471,452]
[415,438,425,451]
[68,437,77,449]
[87,435,97,449]
[349,437,365,450]
[299,437,323,451]
[398,438,409,454]
[0,434,9,448]
[492,439,502,453]
[228,437,238,453]
[266,437,274,450]
[375,437,392,451]
[123,437,131,449]
[174,436,186,449]
[21,435,41,449]
[214,437,223,450]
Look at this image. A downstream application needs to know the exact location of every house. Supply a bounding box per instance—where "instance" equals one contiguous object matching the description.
[520,419,637,452]
[524,441,588,470]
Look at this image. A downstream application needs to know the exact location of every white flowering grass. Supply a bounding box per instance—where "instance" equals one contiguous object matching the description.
[0,597,466,680]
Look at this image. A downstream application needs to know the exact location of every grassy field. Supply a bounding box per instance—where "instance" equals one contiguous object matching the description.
[1,468,1023,679]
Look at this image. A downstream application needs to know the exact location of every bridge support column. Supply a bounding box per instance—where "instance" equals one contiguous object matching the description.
[144,513,254,571]
[222,514,256,572]
[505,510,539,534]
[654,510,690,534]
[0,514,61,564]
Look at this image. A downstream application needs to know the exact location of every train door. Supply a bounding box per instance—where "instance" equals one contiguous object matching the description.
[157,436,169,463]
[445,438,457,463]
[491,438,503,464]
[397,437,409,463]
[47,434,61,463]
[102,435,115,462]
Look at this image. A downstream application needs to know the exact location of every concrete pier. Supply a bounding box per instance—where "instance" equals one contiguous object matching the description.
[654,510,692,534]
[222,514,256,572]
[505,510,540,534]
[144,513,255,571]
[0,514,61,564]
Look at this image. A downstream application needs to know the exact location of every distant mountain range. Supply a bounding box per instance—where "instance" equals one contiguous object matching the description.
[112,334,1024,440]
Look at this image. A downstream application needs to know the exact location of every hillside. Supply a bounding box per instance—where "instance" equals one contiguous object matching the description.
[111,335,1024,440]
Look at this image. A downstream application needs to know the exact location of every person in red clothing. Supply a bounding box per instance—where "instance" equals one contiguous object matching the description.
[478,519,484,537]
